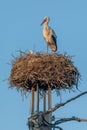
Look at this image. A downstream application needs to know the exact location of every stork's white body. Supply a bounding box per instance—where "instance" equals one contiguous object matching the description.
[41,17,57,52]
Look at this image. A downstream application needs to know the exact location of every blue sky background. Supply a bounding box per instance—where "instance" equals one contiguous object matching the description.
[0,0,87,130]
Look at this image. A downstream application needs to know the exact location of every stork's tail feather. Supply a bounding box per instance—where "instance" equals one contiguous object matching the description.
[50,44,57,52]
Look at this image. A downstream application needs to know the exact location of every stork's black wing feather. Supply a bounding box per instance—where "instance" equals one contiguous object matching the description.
[52,35,57,44]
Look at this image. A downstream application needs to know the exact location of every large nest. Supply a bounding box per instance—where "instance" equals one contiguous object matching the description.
[9,52,80,92]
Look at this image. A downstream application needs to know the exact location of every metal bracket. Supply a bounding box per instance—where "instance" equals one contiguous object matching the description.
[27,112,44,129]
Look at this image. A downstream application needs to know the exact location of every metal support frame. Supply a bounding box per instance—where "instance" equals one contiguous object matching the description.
[43,90,46,112]
[36,84,39,113]
[48,87,52,110]
[31,87,35,115]
[28,86,52,130]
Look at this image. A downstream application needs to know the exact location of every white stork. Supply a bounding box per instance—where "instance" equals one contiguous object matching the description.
[41,16,57,52]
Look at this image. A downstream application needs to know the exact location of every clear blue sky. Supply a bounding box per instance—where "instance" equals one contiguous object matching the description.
[0,0,87,130]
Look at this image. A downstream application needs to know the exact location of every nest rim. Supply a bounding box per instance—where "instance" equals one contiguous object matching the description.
[9,52,80,92]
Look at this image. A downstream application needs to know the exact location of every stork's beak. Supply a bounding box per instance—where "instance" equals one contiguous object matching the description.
[40,19,46,26]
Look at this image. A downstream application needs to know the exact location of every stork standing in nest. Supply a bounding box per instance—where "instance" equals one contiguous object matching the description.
[41,16,57,52]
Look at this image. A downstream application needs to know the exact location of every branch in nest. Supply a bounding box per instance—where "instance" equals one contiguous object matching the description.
[55,116,87,125]
[46,91,87,113]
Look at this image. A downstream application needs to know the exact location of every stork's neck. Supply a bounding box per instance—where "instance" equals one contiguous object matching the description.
[43,22,49,29]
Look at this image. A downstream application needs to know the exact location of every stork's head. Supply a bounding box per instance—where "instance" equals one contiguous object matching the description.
[41,16,50,25]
